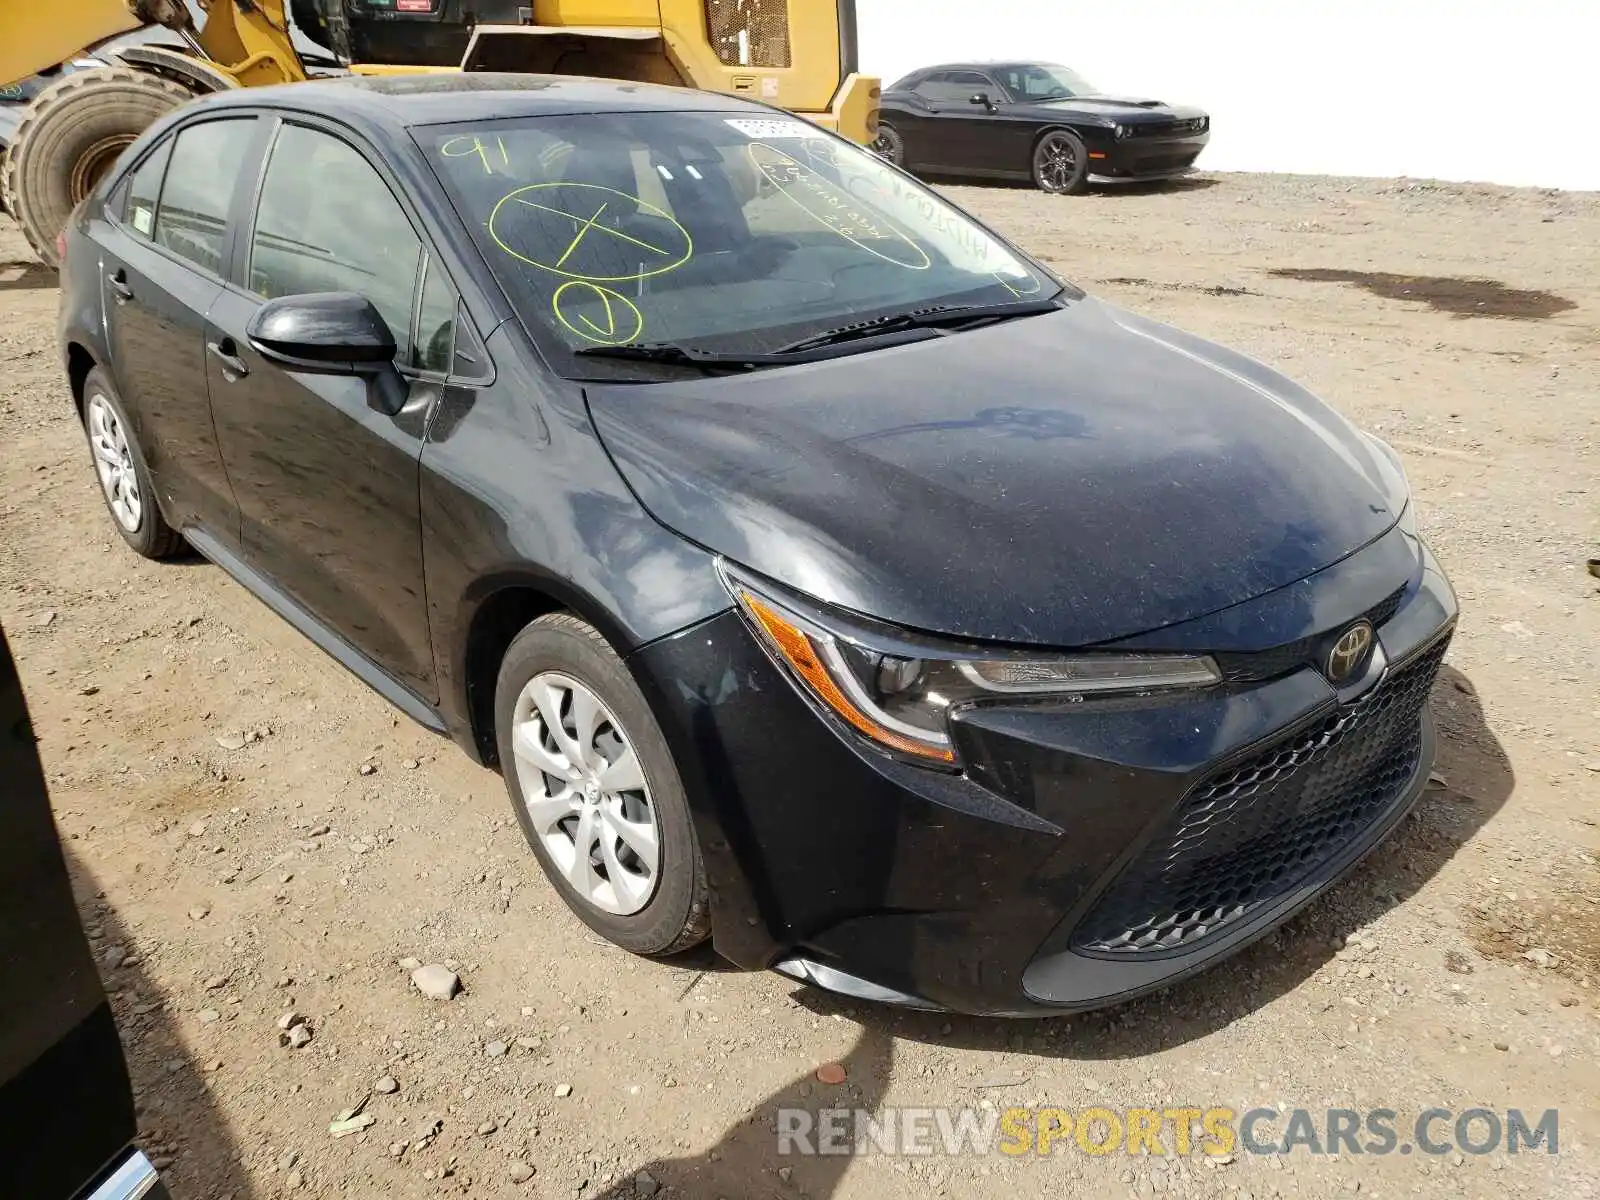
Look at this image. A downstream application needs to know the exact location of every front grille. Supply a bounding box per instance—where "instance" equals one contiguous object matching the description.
[1072,633,1451,956]
[1132,118,1207,138]
[1216,587,1406,683]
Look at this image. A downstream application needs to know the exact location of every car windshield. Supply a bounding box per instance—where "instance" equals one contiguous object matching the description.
[997,63,1098,101]
[418,111,1062,377]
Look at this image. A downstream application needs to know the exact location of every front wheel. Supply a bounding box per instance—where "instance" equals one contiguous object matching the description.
[495,613,710,956]
[1032,129,1089,195]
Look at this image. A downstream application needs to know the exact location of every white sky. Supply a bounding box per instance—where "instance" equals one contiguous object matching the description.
[856,0,1597,189]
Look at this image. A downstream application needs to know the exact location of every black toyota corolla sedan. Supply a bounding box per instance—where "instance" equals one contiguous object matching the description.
[56,74,1455,1017]
[876,61,1210,193]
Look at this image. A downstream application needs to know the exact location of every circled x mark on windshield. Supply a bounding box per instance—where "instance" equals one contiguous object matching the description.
[487,182,695,282]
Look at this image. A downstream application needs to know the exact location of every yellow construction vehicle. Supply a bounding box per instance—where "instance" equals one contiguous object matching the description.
[0,1,878,266]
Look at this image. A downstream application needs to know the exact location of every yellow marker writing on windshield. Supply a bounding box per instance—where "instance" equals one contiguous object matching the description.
[440,134,509,175]
[552,281,645,345]
[488,183,693,282]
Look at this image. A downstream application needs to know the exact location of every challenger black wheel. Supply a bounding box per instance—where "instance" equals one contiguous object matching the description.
[1032,129,1089,195]
[495,613,710,956]
[872,121,905,166]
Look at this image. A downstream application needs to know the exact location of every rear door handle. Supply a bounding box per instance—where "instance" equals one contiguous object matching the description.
[206,339,249,380]
[107,270,133,302]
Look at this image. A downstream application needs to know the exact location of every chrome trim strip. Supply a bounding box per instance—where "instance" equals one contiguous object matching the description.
[88,1150,160,1200]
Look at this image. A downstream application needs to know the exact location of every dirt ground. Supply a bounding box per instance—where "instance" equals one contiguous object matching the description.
[2,171,1597,1200]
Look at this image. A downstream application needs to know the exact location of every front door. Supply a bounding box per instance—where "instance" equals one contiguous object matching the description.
[918,71,1007,172]
[206,119,441,700]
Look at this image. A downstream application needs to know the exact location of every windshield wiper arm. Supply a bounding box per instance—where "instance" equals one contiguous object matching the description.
[772,294,1065,355]
[573,342,792,370]
[575,295,1067,370]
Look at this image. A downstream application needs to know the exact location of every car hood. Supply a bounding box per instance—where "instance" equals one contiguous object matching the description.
[585,299,1402,648]
[1030,95,1206,121]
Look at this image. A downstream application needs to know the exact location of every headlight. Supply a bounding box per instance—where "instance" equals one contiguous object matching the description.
[721,566,1220,768]
[1114,123,1132,140]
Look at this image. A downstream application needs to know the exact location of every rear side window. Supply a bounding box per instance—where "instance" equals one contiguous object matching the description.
[248,123,422,363]
[153,118,256,274]
[121,138,172,238]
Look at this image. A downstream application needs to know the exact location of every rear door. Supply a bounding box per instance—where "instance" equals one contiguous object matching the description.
[0,622,139,1199]
[204,117,445,701]
[98,115,264,545]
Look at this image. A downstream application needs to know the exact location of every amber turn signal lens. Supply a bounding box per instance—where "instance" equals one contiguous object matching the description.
[738,591,957,765]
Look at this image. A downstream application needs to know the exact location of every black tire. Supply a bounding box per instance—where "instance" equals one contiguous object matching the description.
[79,367,186,560]
[2,66,194,268]
[1032,128,1089,195]
[495,613,710,956]
[872,120,905,167]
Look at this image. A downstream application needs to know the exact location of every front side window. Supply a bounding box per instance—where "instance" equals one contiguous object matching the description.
[996,63,1098,102]
[153,118,257,273]
[249,123,422,362]
[421,112,1060,378]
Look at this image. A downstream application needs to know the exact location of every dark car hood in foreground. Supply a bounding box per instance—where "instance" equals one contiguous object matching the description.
[587,299,1401,647]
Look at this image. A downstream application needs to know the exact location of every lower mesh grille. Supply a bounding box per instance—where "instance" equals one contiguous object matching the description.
[1072,634,1451,956]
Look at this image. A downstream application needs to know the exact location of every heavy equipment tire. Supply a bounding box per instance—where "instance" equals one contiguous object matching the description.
[2,66,194,268]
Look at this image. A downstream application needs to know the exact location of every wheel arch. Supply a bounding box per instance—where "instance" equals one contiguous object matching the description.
[65,342,98,417]
[108,45,234,97]
[455,573,639,769]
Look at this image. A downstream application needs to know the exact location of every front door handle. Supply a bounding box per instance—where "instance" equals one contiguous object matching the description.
[107,270,133,302]
[206,339,249,380]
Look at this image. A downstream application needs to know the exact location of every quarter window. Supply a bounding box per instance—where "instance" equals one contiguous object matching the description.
[153,119,256,273]
[913,72,995,104]
[121,138,172,239]
[249,123,422,363]
[413,254,457,374]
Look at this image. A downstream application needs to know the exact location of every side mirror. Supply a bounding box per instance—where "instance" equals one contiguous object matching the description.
[969,92,995,109]
[246,292,406,415]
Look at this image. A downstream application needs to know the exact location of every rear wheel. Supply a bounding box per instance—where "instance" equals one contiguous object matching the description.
[80,368,185,560]
[1032,129,1089,195]
[2,66,194,267]
[495,613,710,956]
[872,121,905,167]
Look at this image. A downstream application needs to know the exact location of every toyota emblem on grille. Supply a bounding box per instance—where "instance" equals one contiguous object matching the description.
[1326,621,1374,683]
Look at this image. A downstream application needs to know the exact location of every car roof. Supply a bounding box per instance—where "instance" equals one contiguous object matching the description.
[898,62,1050,78]
[195,71,769,130]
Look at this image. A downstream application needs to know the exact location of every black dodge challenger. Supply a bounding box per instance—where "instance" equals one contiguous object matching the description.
[874,61,1210,193]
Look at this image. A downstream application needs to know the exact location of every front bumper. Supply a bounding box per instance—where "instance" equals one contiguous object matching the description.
[630,529,1456,1017]
[1091,132,1210,181]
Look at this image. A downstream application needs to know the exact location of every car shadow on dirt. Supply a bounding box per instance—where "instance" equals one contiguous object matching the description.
[65,847,259,1199]
[590,1025,894,1199]
[792,664,1512,1060]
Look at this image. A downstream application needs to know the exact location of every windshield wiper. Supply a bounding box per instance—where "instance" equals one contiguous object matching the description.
[771,295,1065,355]
[574,294,1067,371]
[573,342,793,370]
